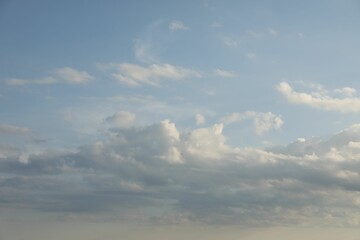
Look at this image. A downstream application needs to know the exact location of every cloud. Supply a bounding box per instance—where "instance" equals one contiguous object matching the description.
[221,111,283,135]
[214,69,236,78]
[109,63,201,87]
[335,87,357,97]
[6,67,93,86]
[105,111,136,128]
[0,124,31,135]
[134,39,159,64]
[195,113,205,126]
[223,37,240,48]
[169,20,189,31]
[6,77,57,86]
[247,53,257,61]
[4,120,360,226]
[277,81,360,113]
[267,27,278,36]
[54,67,94,84]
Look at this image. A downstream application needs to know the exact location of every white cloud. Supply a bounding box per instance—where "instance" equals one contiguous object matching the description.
[55,67,94,84]
[195,113,205,126]
[214,69,236,78]
[335,87,357,97]
[109,63,201,87]
[277,81,360,113]
[0,124,31,135]
[221,111,283,135]
[105,111,136,128]
[6,67,93,86]
[169,20,189,31]
[182,123,235,160]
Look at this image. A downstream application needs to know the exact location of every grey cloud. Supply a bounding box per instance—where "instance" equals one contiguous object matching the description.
[2,121,360,226]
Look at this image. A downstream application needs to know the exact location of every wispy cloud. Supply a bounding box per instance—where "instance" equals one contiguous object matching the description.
[105,111,136,129]
[214,69,236,78]
[221,111,283,135]
[108,63,201,87]
[247,53,257,61]
[267,27,278,36]
[277,81,360,113]
[169,20,189,31]
[134,39,159,64]
[54,67,94,84]
[0,124,31,135]
[6,67,93,86]
[223,37,240,48]
[6,77,57,86]
[195,113,206,126]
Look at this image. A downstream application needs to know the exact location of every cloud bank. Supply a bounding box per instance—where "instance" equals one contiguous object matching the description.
[2,120,360,226]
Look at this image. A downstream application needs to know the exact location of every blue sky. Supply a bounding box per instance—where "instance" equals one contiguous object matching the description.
[2,1,360,239]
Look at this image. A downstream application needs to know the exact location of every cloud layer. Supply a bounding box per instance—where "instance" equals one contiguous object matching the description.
[2,120,360,226]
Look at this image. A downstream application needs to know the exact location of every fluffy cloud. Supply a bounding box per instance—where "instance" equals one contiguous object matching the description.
[169,20,189,31]
[6,67,93,86]
[3,120,360,226]
[221,111,283,135]
[277,81,360,112]
[109,63,201,87]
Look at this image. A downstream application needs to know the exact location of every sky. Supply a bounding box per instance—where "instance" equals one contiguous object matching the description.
[2,0,360,239]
